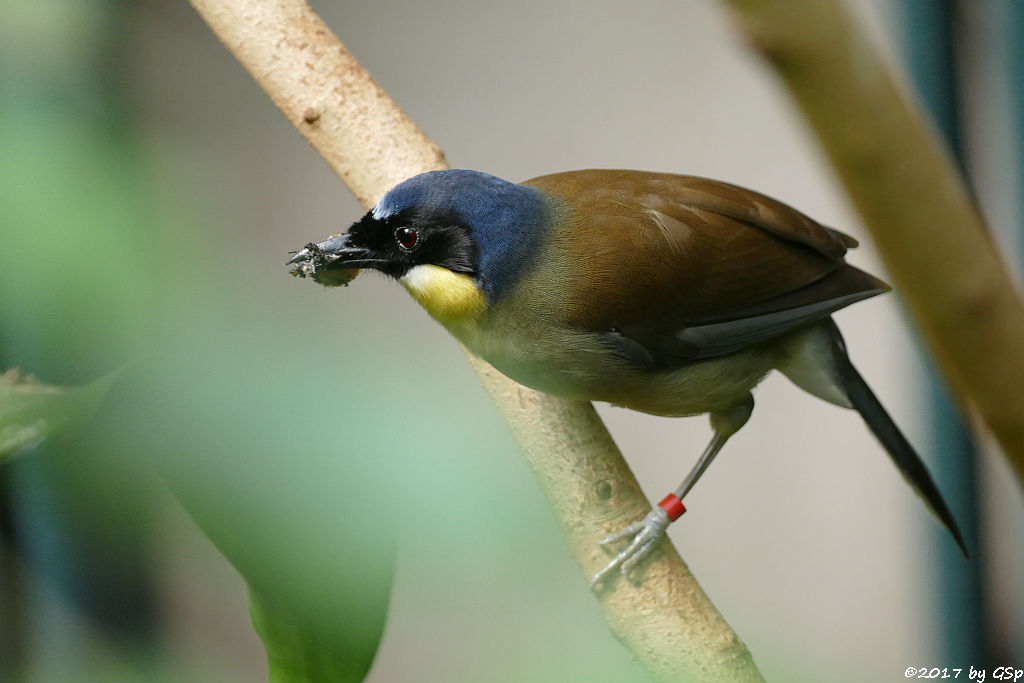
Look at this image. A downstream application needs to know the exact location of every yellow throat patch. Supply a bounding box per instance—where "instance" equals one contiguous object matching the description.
[400,265,486,323]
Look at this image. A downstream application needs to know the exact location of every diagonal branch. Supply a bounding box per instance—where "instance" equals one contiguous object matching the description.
[189,0,765,681]
[725,0,1024,486]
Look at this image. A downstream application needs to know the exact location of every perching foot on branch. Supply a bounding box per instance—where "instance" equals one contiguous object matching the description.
[591,505,672,589]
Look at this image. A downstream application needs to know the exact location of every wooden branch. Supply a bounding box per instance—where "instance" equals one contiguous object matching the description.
[725,0,1024,485]
[189,0,765,680]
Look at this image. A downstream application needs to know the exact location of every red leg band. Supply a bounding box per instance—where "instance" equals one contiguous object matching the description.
[658,493,686,521]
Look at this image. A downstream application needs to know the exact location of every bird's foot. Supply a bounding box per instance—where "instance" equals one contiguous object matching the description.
[589,506,671,590]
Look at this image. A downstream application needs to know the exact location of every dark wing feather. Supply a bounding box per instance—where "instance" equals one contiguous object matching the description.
[522,170,888,367]
[607,266,889,367]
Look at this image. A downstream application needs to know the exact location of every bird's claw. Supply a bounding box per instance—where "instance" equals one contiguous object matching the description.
[590,507,670,590]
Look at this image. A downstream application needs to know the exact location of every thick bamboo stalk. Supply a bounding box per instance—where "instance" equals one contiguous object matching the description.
[725,0,1024,485]
[189,0,765,681]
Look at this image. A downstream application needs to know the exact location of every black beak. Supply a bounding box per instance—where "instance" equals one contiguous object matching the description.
[286,233,385,270]
[286,233,386,287]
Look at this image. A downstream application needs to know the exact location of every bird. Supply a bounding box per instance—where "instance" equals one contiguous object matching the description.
[286,168,967,587]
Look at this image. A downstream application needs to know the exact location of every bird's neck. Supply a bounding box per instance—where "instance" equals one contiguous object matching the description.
[470,185,555,303]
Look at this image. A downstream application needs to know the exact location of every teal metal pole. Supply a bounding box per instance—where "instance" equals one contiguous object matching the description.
[1006,1,1024,270]
[998,0,1024,661]
[895,0,985,668]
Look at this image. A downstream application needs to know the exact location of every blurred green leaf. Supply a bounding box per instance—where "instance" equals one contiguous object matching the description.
[91,295,452,683]
[250,587,386,683]
[0,367,117,462]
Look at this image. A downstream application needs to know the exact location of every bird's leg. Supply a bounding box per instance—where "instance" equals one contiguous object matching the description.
[590,396,753,590]
[589,433,729,589]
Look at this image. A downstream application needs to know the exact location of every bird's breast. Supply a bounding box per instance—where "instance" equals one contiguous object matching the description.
[403,259,778,418]
[443,295,778,417]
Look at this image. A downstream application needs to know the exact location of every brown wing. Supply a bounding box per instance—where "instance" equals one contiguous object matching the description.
[522,169,887,365]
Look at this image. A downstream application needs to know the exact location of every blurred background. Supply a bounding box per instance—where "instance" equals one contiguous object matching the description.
[1,0,1022,681]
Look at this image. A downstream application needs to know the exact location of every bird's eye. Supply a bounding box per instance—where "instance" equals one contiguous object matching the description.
[395,227,419,250]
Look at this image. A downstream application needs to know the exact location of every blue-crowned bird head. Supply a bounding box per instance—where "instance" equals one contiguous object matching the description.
[288,170,552,302]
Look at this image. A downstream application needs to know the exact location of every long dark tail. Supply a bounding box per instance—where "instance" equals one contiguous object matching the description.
[826,321,968,556]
